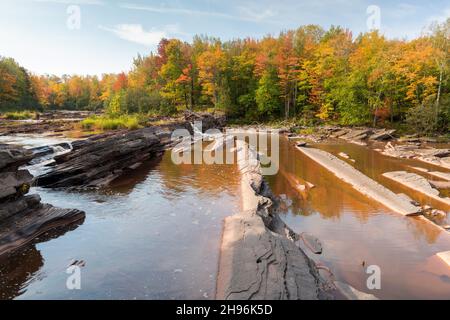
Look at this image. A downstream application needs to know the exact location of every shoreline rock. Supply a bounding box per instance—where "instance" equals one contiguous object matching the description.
[383,171,450,207]
[36,113,225,190]
[216,138,332,300]
[0,144,85,257]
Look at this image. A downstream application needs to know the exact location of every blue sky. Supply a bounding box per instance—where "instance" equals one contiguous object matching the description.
[0,0,448,76]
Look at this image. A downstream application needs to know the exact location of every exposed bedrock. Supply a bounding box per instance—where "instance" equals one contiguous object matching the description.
[0,144,84,257]
[382,142,450,169]
[383,171,450,207]
[36,127,165,189]
[216,140,331,300]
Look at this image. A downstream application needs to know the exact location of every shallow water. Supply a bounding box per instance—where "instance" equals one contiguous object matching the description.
[0,135,241,300]
[266,138,450,299]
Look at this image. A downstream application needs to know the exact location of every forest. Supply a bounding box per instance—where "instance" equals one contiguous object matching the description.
[1,20,449,133]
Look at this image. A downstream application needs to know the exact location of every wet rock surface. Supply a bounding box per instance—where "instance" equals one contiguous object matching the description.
[216,139,331,300]
[0,144,85,257]
[382,143,450,169]
[36,113,225,190]
[383,171,450,206]
[36,127,166,189]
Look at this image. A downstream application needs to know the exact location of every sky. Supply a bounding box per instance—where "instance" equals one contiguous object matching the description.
[0,0,449,76]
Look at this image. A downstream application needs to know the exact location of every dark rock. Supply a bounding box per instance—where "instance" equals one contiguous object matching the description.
[0,145,34,171]
[38,114,225,190]
[369,129,396,141]
[36,128,164,189]
[0,204,85,257]
[0,170,33,200]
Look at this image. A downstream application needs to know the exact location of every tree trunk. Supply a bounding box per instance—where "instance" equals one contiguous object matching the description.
[435,66,443,125]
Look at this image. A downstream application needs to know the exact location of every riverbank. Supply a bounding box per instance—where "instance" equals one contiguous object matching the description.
[1,112,449,299]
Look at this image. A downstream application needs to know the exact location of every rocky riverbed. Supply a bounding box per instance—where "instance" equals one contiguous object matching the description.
[0,144,85,257]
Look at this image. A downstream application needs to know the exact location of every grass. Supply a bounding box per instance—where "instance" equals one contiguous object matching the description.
[80,115,143,131]
[3,111,37,120]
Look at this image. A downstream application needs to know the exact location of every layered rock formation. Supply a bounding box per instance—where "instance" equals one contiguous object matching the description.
[0,144,85,257]
[36,113,226,190]
[216,139,331,300]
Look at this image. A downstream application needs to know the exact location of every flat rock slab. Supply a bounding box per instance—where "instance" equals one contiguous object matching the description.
[297,147,421,216]
[216,211,325,300]
[0,203,85,257]
[217,139,329,300]
[418,156,450,170]
[36,128,163,189]
[383,171,450,207]
[428,171,450,181]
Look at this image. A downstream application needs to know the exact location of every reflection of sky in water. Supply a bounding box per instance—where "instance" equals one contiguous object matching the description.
[266,138,450,299]
[0,136,241,300]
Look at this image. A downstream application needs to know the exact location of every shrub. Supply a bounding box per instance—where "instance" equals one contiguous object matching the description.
[3,111,36,120]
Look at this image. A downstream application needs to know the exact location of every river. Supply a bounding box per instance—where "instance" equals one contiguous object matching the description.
[266,137,450,299]
[0,134,241,300]
[0,133,449,299]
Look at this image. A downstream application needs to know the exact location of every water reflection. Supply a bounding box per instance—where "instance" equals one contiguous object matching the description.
[0,137,241,300]
[266,138,450,299]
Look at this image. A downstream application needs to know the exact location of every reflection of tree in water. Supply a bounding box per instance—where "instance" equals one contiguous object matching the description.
[267,138,445,240]
[407,216,442,244]
[0,246,43,300]
[107,155,164,194]
[105,148,241,199]
[156,150,241,198]
[0,220,84,300]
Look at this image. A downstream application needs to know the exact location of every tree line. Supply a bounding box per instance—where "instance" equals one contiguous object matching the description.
[1,20,449,132]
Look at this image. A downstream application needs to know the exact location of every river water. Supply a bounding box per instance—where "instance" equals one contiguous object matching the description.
[0,134,241,300]
[1,134,450,299]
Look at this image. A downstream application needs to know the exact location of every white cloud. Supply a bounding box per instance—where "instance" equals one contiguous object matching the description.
[120,2,277,23]
[34,0,104,4]
[236,6,276,22]
[99,24,167,46]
